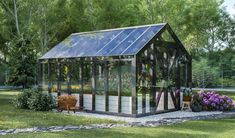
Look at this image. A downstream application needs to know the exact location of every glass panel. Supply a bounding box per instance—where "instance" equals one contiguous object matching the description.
[50,63,58,93]
[70,62,81,93]
[60,63,68,93]
[136,38,180,114]
[95,62,106,94]
[66,36,85,57]
[145,88,151,113]
[123,25,163,55]
[137,49,152,114]
[120,61,132,96]
[78,30,121,56]
[168,48,178,87]
[180,57,187,87]
[108,61,119,96]
[41,24,165,59]
[43,30,122,58]
[83,60,92,94]
[109,27,148,55]
[94,61,106,112]
[156,47,178,88]
[97,29,133,56]
[155,41,179,108]
[160,29,175,42]
[137,86,143,114]
[42,63,48,92]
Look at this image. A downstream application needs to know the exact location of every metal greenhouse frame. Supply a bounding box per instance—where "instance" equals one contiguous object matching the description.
[38,23,192,117]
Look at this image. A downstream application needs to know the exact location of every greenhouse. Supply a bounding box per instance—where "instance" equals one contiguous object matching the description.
[38,23,192,117]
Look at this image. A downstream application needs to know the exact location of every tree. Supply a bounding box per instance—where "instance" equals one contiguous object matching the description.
[217,10,235,49]
[0,0,233,88]
[90,0,144,29]
[192,59,219,88]
[0,0,40,87]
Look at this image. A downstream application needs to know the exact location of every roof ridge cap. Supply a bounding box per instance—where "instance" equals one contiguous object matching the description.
[71,23,167,36]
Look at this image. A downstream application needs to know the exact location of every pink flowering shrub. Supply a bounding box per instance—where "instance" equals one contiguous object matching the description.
[198,91,234,111]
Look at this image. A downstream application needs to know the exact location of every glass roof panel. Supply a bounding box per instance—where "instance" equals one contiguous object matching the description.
[107,27,149,56]
[96,28,134,56]
[40,23,166,59]
[122,25,163,55]
[72,30,121,57]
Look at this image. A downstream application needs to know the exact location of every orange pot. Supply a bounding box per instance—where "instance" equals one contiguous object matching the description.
[183,96,191,101]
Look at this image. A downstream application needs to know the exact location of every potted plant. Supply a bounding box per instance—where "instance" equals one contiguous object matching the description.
[183,88,192,101]
[191,93,203,112]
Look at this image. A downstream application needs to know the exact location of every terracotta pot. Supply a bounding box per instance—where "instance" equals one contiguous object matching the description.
[183,96,191,101]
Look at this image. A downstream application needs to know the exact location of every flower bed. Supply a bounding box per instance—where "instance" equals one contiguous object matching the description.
[191,91,234,112]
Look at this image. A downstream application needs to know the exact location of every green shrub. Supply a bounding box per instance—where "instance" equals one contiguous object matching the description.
[14,89,33,109]
[191,93,203,112]
[14,89,55,111]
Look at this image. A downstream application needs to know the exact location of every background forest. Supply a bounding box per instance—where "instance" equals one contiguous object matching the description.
[0,0,234,88]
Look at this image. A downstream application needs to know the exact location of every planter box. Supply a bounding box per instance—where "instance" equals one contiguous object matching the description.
[83,94,92,110]
[146,94,150,113]
[121,96,132,114]
[72,94,80,107]
[137,96,142,114]
[95,95,105,111]
[108,96,118,113]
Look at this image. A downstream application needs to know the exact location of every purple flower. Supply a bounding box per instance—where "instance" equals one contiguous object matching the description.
[223,104,227,108]
[175,89,180,96]
[197,91,234,111]
[219,98,224,103]
[208,97,214,101]
[230,104,235,107]
[227,99,233,103]
[202,99,209,105]
[214,98,220,104]
[211,103,216,107]
[220,106,224,110]
[223,95,229,100]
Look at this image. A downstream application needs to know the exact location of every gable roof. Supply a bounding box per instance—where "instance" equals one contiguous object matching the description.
[40,23,166,59]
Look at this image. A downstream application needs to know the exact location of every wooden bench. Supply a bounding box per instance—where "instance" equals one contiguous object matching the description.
[57,95,83,113]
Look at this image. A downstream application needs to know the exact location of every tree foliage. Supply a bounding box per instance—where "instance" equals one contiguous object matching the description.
[0,0,234,87]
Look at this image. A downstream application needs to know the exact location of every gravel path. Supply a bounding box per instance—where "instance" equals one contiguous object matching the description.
[70,111,223,123]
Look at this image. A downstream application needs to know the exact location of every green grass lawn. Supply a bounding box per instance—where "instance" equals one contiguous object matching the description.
[0,89,119,130]
[2,117,235,138]
[1,89,235,138]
